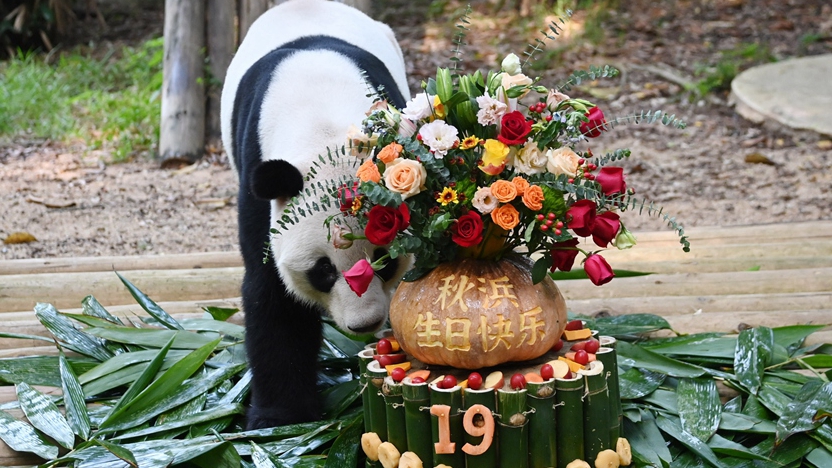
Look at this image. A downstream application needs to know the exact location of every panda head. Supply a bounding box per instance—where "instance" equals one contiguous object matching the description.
[251,159,410,333]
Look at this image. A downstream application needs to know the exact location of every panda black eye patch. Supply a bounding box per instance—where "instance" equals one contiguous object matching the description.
[307,257,339,293]
[373,248,399,283]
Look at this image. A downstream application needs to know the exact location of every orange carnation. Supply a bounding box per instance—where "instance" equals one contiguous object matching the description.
[356,159,381,183]
[512,176,530,196]
[491,204,520,230]
[377,142,403,164]
[490,180,518,203]
[522,185,545,211]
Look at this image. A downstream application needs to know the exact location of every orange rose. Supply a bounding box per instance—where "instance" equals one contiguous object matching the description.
[512,176,530,196]
[377,142,403,164]
[383,158,427,199]
[490,180,517,203]
[491,204,520,230]
[356,159,381,183]
[522,185,544,211]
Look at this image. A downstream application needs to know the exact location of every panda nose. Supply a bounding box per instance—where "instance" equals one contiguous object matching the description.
[348,320,384,334]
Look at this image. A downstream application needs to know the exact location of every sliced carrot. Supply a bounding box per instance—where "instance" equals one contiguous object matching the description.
[407,369,431,381]
[524,372,544,383]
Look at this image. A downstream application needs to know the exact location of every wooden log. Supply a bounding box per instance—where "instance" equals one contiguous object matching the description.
[0,346,63,359]
[0,251,241,276]
[160,0,206,167]
[662,310,832,335]
[239,0,268,42]
[568,292,832,316]
[605,256,832,274]
[0,268,243,313]
[557,268,832,301]
[614,220,832,246]
[205,0,236,143]
[583,240,832,264]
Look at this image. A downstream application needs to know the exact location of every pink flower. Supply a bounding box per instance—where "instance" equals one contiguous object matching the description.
[343,259,375,297]
[584,254,614,286]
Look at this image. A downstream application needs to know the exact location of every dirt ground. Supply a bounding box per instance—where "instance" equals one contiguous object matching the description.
[1,0,831,260]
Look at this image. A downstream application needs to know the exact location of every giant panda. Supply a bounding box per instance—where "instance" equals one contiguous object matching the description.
[220,0,411,429]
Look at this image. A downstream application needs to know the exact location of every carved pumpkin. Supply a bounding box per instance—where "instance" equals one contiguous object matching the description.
[389,256,567,369]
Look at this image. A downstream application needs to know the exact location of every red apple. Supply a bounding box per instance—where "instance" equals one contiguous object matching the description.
[376,338,393,355]
[570,341,587,352]
[551,338,564,352]
[467,372,483,390]
[584,339,600,354]
[563,371,573,379]
[391,367,406,382]
[540,364,554,381]
[375,353,406,367]
[510,373,527,390]
[565,320,584,331]
[441,375,458,389]
[574,350,589,365]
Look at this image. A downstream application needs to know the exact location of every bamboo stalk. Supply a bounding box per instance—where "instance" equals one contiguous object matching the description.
[383,376,408,453]
[403,378,432,465]
[430,384,465,468]
[463,387,498,468]
[527,379,557,468]
[366,361,388,441]
[358,349,375,434]
[555,375,584,468]
[498,389,529,468]
[580,361,610,463]
[596,339,622,442]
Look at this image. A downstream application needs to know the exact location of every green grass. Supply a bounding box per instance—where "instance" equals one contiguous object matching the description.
[694,42,776,96]
[0,37,163,161]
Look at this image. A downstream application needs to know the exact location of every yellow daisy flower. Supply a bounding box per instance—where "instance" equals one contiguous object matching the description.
[437,187,459,206]
[460,135,481,150]
[432,96,446,119]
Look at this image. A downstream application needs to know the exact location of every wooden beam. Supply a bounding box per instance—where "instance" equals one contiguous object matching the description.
[0,251,241,276]
[160,0,206,166]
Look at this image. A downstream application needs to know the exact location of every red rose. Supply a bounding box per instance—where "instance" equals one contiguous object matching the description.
[343,259,375,297]
[566,199,597,237]
[497,111,533,145]
[550,238,580,272]
[584,254,614,286]
[580,107,606,138]
[451,212,484,247]
[592,211,621,247]
[338,182,360,213]
[596,167,626,195]
[364,203,410,245]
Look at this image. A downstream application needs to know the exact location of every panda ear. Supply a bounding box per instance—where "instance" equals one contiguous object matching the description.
[250,160,304,200]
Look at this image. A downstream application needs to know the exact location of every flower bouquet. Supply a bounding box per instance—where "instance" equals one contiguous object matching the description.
[273,30,690,298]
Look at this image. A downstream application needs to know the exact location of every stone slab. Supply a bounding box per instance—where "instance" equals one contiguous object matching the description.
[730,54,832,136]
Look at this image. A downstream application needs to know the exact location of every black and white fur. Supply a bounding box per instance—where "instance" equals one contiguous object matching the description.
[220,0,410,429]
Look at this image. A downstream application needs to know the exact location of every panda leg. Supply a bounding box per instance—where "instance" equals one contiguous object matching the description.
[242,262,324,429]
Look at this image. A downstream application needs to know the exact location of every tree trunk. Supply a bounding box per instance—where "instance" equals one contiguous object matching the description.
[239,0,269,42]
[159,0,206,167]
[205,0,236,145]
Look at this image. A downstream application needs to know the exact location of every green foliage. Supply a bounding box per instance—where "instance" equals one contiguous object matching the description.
[695,42,776,96]
[0,37,163,160]
[0,0,73,58]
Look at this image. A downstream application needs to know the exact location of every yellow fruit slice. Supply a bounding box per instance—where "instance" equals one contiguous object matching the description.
[563,329,593,341]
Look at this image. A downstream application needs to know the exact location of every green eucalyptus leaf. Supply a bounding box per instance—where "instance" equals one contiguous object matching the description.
[734,327,774,394]
[116,271,183,330]
[677,378,721,443]
[776,380,832,445]
[15,382,76,449]
[655,414,721,467]
[0,409,59,459]
[85,327,219,349]
[35,302,113,361]
[59,352,90,440]
[619,367,666,399]
[617,341,706,378]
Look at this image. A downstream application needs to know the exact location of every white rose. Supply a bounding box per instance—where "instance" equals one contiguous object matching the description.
[383,158,427,199]
[501,53,522,76]
[546,146,581,177]
[501,72,533,92]
[472,186,500,214]
[512,141,548,175]
[546,90,570,111]
[402,93,435,121]
[332,223,353,249]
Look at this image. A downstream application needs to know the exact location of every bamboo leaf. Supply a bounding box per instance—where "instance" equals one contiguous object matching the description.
[619,367,666,399]
[773,325,826,354]
[203,306,240,322]
[321,322,364,357]
[719,413,776,434]
[16,382,76,449]
[82,355,186,397]
[678,378,721,442]
[0,331,54,343]
[82,295,124,325]
[218,369,252,405]
[584,313,671,337]
[59,352,90,440]
[251,442,279,468]
[641,388,679,414]
[617,341,706,378]
[181,318,245,339]
[623,416,672,467]
[655,414,721,467]
[86,327,219,349]
[708,433,770,461]
[324,415,363,468]
[101,336,175,426]
[321,379,361,419]
[98,337,221,430]
[35,303,113,361]
[641,334,735,359]
[0,409,59,459]
[91,439,138,467]
[189,441,242,468]
[116,271,183,330]
[113,403,243,440]
[734,327,774,394]
[806,447,832,468]
[776,380,832,445]
[79,349,190,384]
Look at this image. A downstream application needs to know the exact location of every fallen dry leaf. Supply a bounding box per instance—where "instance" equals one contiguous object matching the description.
[4,232,37,244]
[744,153,777,166]
[25,196,77,209]
[817,140,832,151]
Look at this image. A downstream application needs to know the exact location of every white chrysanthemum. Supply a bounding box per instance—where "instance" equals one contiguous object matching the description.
[472,186,500,214]
[476,94,508,126]
[418,120,459,158]
[402,93,435,121]
[512,141,548,175]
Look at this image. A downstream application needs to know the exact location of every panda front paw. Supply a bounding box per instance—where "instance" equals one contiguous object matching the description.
[246,404,321,430]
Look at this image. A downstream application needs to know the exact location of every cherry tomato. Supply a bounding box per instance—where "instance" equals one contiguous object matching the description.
[510,373,527,390]
[411,376,426,384]
[565,320,584,331]
[570,341,587,351]
[584,339,600,354]
[551,339,564,352]
[467,372,483,391]
[391,367,406,382]
[574,349,589,365]
[540,364,554,381]
[376,338,393,355]
[441,375,458,389]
